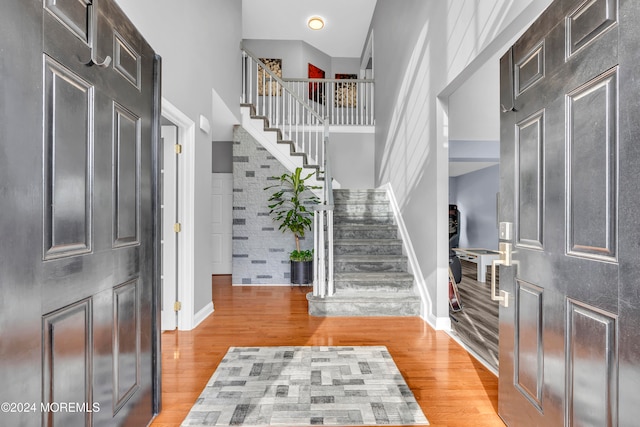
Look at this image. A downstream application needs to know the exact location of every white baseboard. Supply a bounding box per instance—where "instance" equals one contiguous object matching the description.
[193,302,214,328]
[430,314,451,331]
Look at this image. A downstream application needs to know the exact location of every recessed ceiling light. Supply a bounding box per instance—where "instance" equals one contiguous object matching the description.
[307,16,325,31]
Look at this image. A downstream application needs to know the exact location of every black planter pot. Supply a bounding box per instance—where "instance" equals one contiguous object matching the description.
[290,260,313,285]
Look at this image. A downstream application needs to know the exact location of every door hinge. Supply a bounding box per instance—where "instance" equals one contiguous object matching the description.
[174,223,181,233]
[174,301,182,311]
[175,143,182,154]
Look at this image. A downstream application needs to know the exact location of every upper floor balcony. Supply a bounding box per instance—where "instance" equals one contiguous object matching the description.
[241,48,374,130]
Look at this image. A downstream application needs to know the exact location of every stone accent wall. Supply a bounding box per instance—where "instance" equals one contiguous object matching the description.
[232,126,314,284]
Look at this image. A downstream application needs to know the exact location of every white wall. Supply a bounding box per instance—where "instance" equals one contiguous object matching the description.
[369,0,554,325]
[331,57,361,78]
[451,165,499,250]
[329,132,375,189]
[242,39,332,79]
[116,0,242,315]
[242,39,362,80]
[448,57,500,142]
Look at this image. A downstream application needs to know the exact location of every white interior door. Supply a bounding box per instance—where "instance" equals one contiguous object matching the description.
[161,124,178,330]
[211,173,233,274]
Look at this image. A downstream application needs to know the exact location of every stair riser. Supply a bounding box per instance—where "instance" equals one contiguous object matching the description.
[334,281,414,292]
[310,187,422,317]
[334,228,398,240]
[333,191,388,203]
[333,214,395,225]
[308,300,420,317]
[334,203,390,215]
[334,260,408,273]
[334,245,403,256]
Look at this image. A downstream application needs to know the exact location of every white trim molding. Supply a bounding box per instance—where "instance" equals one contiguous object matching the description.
[162,97,197,331]
[380,183,451,330]
[193,301,214,329]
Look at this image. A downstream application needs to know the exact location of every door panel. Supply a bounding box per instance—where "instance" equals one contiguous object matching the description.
[515,42,544,96]
[43,0,90,44]
[514,280,543,411]
[43,57,94,259]
[113,103,141,248]
[515,110,544,249]
[497,0,640,426]
[0,1,158,426]
[42,300,92,427]
[566,0,617,57]
[566,300,617,426]
[113,31,142,90]
[113,279,140,413]
[566,68,617,260]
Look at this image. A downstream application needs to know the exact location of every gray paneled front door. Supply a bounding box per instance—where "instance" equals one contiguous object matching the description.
[498,0,640,425]
[0,1,159,425]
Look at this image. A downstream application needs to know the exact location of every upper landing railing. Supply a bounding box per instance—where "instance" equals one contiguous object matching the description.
[283,77,374,126]
[241,47,326,167]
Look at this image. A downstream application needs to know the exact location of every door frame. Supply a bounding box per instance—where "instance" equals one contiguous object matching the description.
[161,98,196,330]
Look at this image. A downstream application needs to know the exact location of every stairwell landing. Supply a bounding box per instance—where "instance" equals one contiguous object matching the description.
[307,189,422,316]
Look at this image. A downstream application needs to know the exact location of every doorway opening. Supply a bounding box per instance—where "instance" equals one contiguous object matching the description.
[441,57,502,374]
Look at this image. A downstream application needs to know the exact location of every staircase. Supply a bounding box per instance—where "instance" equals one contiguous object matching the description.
[307,189,422,316]
[240,46,423,317]
[240,103,328,193]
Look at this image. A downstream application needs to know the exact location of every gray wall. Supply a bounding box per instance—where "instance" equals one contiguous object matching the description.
[449,177,458,203]
[331,57,361,77]
[232,127,314,285]
[242,39,362,79]
[116,0,242,315]
[329,132,375,189]
[448,56,500,141]
[450,165,499,250]
[242,39,331,79]
[214,132,375,188]
[212,141,233,173]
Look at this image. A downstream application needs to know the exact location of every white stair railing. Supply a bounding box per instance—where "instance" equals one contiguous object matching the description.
[241,45,334,297]
[241,47,326,167]
[284,78,374,126]
[313,121,334,298]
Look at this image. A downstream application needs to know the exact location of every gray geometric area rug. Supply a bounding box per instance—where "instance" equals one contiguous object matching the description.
[181,346,429,426]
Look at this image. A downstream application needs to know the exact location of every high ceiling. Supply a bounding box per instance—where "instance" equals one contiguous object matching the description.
[242,0,378,58]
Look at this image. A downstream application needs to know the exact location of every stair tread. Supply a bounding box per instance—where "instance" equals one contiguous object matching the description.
[335,272,413,279]
[334,211,393,215]
[334,189,387,193]
[334,254,407,260]
[334,224,397,228]
[308,292,420,301]
[335,239,401,244]
[334,199,390,205]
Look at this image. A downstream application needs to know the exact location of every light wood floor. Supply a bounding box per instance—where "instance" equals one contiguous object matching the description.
[150,276,505,427]
[450,260,500,371]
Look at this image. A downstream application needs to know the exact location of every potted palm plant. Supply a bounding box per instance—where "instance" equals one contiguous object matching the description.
[265,167,320,284]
